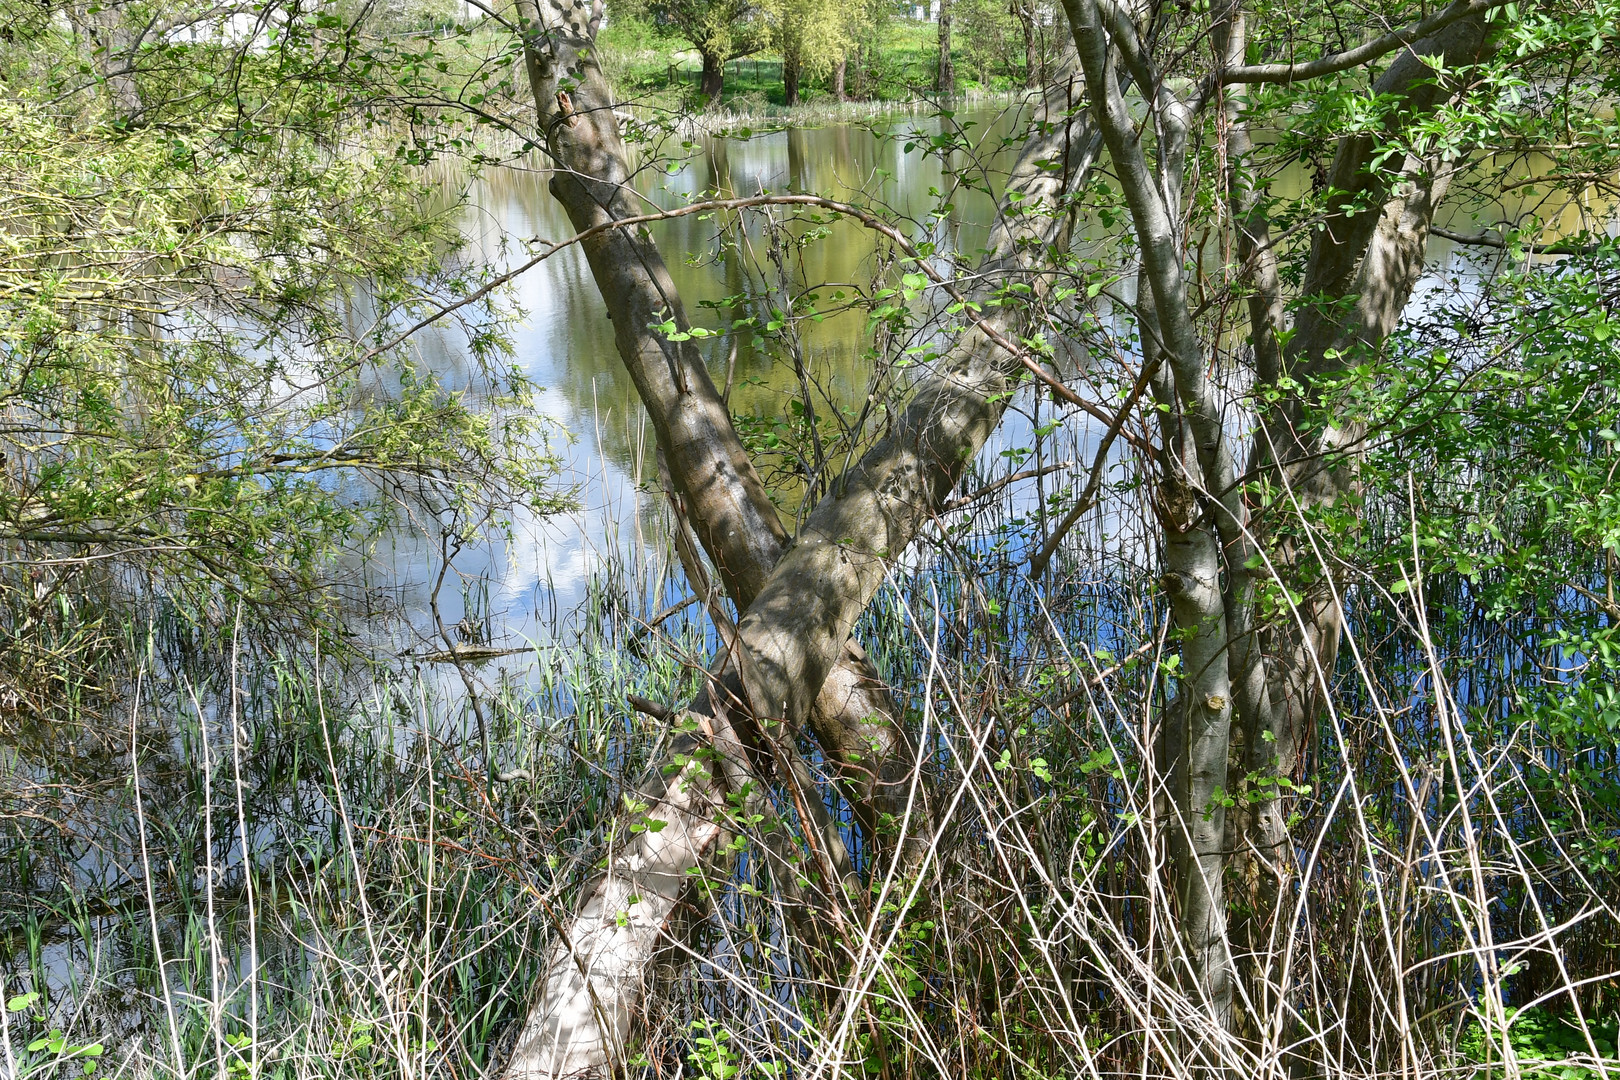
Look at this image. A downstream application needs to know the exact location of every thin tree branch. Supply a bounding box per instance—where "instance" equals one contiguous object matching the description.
[1027,354,1160,579]
[1221,0,1507,85]
[1432,224,1609,256]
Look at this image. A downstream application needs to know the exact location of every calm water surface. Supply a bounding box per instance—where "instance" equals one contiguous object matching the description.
[369,105,1608,659]
[376,109,1028,654]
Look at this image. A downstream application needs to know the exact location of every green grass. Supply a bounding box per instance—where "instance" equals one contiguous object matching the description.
[596,17,1014,117]
[1462,1007,1620,1080]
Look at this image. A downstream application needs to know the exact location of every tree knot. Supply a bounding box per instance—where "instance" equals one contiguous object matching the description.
[1155,475,1201,533]
[1160,571,1194,596]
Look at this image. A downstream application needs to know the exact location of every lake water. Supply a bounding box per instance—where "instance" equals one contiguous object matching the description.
[5,102,1616,1058]
[374,103,1607,664]
[375,106,1034,658]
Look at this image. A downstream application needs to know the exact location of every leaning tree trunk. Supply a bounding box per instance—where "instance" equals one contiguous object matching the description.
[502,13,1100,1072]
[512,0,928,873]
[1258,2,1492,772]
[1228,6,1491,1048]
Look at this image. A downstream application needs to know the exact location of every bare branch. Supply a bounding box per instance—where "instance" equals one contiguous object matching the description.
[1221,0,1507,85]
[1432,224,1610,256]
[1026,354,1160,580]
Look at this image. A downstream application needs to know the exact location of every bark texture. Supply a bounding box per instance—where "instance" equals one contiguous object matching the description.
[699,49,725,101]
[513,0,924,867]
[505,731,725,1079]
[783,49,801,105]
[503,25,1097,1074]
[1245,0,1491,907]
[1219,9,1490,1048]
[1063,0,1240,1026]
[71,0,146,120]
[1060,0,1488,1042]
[1210,4,1288,1043]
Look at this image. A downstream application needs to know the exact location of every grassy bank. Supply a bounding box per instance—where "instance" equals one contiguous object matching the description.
[596,18,1023,118]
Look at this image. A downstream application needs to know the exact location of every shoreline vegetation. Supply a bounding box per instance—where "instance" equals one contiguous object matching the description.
[602,18,1004,111]
[5,1,1620,1079]
[619,84,1024,133]
[597,16,1039,120]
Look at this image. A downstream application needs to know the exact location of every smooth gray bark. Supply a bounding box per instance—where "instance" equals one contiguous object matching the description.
[504,726,726,1079]
[1252,4,1490,873]
[1214,12,1488,1048]
[1062,0,1239,1027]
[1059,0,1489,1044]
[1210,4,1290,1042]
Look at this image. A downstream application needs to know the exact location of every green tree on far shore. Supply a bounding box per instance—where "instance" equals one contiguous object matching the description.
[615,0,766,100]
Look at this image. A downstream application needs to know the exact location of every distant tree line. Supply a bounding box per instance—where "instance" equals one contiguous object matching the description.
[611,0,1066,104]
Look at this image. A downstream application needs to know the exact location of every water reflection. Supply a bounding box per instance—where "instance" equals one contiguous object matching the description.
[384,107,1617,656]
[5,105,1617,1044]
[383,108,1031,650]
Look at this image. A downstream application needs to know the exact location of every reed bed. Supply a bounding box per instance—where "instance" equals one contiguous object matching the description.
[3,384,1616,1080]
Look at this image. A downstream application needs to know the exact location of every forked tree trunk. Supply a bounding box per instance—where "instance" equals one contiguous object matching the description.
[512,0,926,873]
[936,0,954,94]
[1232,5,1490,1044]
[503,12,1098,1070]
[1064,0,1242,1029]
[1062,0,1491,1047]
[833,57,847,100]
